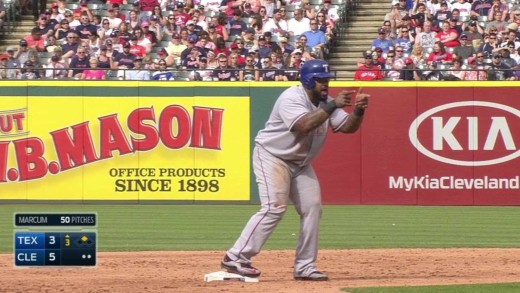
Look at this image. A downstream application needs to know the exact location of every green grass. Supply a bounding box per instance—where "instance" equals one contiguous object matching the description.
[2,205,520,253]
[342,282,520,293]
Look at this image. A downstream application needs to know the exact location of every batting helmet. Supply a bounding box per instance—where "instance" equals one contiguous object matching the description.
[300,59,334,89]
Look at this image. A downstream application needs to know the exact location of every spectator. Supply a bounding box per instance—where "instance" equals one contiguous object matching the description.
[415,21,437,53]
[242,3,256,18]
[128,10,142,32]
[69,12,82,30]
[21,61,39,80]
[385,3,406,32]
[104,8,123,31]
[433,2,451,28]
[229,10,247,37]
[55,18,72,41]
[0,0,6,30]
[464,56,488,80]
[183,46,202,69]
[465,20,484,49]
[189,57,212,81]
[242,28,256,49]
[113,42,136,71]
[157,48,175,67]
[302,19,327,58]
[147,15,162,40]
[125,58,151,80]
[486,10,507,32]
[197,34,217,52]
[152,59,175,80]
[354,51,384,81]
[453,33,476,59]
[486,51,515,80]
[471,0,493,17]
[256,56,284,81]
[5,47,21,79]
[263,9,288,37]
[399,57,422,80]
[207,50,218,68]
[257,6,270,23]
[234,37,248,57]
[322,0,339,23]
[411,3,430,27]
[451,0,471,18]
[509,9,520,27]
[129,3,149,24]
[229,44,245,64]
[499,29,520,48]
[163,14,178,38]
[501,47,517,68]
[228,52,241,69]
[257,35,273,58]
[28,53,44,78]
[240,55,258,81]
[34,14,55,37]
[372,28,394,53]
[96,45,112,69]
[445,56,465,79]
[81,57,106,79]
[478,33,499,58]
[202,0,222,13]
[395,27,414,54]
[511,45,520,64]
[410,45,426,66]
[436,20,459,48]
[288,8,310,40]
[213,54,238,81]
[421,61,444,80]
[117,22,131,44]
[128,34,147,57]
[140,0,160,12]
[428,41,453,64]
[214,14,230,41]
[134,26,152,54]
[15,40,34,66]
[111,4,126,22]
[76,13,97,40]
[316,12,335,43]
[166,33,187,61]
[68,47,90,78]
[213,37,229,56]
[488,0,508,21]
[302,0,317,19]
[24,28,46,52]
[0,54,8,79]
[185,20,199,40]
[251,15,265,38]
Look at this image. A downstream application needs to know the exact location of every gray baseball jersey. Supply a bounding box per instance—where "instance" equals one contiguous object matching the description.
[226,84,350,277]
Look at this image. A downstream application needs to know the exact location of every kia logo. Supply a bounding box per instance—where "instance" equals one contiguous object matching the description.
[409,101,520,166]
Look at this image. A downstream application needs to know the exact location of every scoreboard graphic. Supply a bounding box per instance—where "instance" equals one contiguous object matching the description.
[14,213,97,267]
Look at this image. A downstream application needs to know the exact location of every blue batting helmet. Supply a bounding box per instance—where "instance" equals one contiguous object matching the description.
[300,59,334,89]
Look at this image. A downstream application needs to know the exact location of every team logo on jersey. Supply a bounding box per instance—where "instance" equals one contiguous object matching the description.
[322,64,329,72]
[408,101,520,166]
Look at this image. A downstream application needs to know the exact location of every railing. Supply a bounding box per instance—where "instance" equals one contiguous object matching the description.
[1,67,516,81]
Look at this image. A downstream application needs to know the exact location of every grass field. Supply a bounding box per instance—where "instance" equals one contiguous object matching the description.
[2,205,520,253]
[2,205,520,292]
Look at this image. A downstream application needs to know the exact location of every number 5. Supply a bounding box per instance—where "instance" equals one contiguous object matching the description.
[49,252,55,261]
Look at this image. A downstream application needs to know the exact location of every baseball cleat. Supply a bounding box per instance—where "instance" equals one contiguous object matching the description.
[221,255,261,278]
[294,271,329,281]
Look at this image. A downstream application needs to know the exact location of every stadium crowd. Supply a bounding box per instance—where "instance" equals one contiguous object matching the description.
[354,0,520,81]
[0,0,340,80]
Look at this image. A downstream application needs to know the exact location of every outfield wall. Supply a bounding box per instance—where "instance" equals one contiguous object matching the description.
[0,81,519,205]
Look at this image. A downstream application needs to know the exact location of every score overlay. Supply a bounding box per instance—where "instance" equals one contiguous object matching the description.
[13,213,97,267]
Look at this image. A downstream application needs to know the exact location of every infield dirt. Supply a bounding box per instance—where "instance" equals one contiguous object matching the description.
[2,248,520,292]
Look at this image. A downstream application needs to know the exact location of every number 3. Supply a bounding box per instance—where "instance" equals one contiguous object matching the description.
[49,236,55,245]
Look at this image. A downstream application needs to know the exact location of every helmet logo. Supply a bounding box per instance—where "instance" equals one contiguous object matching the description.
[323,64,329,72]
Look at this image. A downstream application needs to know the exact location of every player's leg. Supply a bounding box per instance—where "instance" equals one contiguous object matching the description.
[222,146,291,277]
[290,165,328,281]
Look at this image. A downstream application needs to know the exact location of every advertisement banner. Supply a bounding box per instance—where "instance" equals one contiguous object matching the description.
[317,85,520,205]
[0,96,250,201]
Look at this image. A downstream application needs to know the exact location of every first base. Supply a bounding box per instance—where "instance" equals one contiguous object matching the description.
[204,271,259,283]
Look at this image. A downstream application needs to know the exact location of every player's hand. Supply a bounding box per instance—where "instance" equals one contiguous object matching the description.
[334,90,356,108]
[354,88,369,109]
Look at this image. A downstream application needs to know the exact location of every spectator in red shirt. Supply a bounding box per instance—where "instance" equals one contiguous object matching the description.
[24,28,46,52]
[354,51,384,81]
[435,20,459,48]
[427,41,454,64]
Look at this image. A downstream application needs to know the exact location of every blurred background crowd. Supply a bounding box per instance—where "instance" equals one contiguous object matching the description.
[0,0,341,80]
[354,0,520,81]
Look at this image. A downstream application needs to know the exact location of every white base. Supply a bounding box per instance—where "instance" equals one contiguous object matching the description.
[204,271,259,283]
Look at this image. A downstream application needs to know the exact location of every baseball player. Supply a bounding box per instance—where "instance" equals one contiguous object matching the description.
[220,59,369,281]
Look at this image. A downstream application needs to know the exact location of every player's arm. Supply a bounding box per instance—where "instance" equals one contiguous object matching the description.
[338,91,369,133]
[292,90,357,134]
